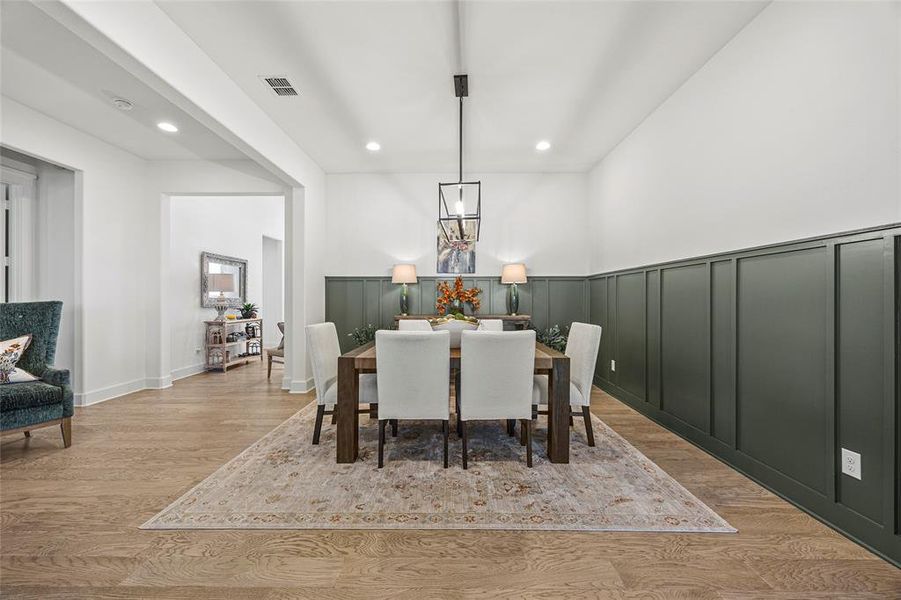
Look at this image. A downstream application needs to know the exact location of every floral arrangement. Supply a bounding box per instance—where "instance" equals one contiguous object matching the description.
[436,276,482,315]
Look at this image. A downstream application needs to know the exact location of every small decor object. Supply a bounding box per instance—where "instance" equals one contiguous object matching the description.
[348,324,378,347]
[501,263,527,315]
[435,276,481,315]
[209,328,224,345]
[0,334,36,384]
[207,273,236,321]
[533,324,569,353]
[239,302,258,319]
[437,231,476,274]
[391,264,417,315]
[428,314,479,348]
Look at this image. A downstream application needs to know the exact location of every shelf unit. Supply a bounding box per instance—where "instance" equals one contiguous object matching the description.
[204,318,264,372]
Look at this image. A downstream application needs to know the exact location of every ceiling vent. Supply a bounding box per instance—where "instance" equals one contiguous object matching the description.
[261,76,298,97]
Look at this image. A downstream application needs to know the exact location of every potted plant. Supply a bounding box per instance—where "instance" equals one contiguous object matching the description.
[239,302,258,319]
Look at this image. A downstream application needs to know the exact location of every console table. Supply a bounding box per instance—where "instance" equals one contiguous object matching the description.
[394,314,531,329]
[204,318,264,372]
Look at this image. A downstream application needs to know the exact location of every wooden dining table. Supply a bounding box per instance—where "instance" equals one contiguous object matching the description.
[336,341,571,464]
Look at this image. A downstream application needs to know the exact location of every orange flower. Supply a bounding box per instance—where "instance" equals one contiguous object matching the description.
[435,276,481,313]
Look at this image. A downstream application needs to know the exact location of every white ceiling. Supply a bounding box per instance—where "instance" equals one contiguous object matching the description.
[0,1,246,161]
[157,0,767,173]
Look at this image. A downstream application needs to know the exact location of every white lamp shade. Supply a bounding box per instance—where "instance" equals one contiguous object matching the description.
[392,264,417,284]
[501,263,527,284]
[208,273,236,293]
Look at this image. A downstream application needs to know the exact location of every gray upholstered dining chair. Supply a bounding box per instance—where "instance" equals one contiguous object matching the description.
[532,322,602,446]
[398,319,432,331]
[459,329,536,469]
[478,319,503,331]
[375,330,450,468]
[266,321,285,379]
[306,322,378,444]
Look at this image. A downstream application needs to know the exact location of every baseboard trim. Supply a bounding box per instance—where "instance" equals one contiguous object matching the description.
[144,375,173,389]
[288,377,314,394]
[75,378,146,407]
[170,364,205,382]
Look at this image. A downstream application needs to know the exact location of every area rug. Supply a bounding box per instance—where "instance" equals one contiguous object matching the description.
[141,403,735,532]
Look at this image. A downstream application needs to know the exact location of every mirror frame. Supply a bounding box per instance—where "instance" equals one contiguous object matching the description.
[200,251,247,308]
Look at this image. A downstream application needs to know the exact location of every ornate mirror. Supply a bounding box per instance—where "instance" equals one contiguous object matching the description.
[200,251,247,308]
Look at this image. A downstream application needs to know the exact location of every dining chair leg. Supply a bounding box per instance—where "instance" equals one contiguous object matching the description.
[442,420,449,469]
[267,355,272,379]
[391,419,398,437]
[569,413,574,427]
[331,408,338,425]
[378,419,388,468]
[524,418,533,467]
[312,404,325,445]
[369,403,377,419]
[461,420,468,470]
[23,431,30,438]
[454,371,462,437]
[532,404,538,420]
[520,418,527,446]
[506,419,515,436]
[582,405,595,447]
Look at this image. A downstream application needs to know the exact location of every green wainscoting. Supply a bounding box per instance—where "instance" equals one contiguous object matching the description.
[325,276,588,353]
[588,224,901,566]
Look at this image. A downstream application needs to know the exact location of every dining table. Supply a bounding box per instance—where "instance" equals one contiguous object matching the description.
[336,341,572,464]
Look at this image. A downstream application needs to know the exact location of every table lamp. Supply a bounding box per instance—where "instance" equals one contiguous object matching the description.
[392,264,417,316]
[501,263,527,315]
[208,273,236,321]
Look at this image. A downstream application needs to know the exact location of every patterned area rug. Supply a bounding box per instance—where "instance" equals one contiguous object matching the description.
[142,403,735,532]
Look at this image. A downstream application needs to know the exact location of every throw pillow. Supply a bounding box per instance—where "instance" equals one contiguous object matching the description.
[0,334,35,384]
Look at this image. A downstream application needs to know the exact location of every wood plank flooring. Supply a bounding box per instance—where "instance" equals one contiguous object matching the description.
[2,363,898,599]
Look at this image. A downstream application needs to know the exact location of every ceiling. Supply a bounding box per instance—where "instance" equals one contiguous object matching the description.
[0,1,246,161]
[157,0,768,173]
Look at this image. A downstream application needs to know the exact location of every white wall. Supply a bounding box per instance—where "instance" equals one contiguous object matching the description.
[169,195,284,378]
[588,1,901,273]
[1,96,294,402]
[2,96,145,404]
[326,172,589,277]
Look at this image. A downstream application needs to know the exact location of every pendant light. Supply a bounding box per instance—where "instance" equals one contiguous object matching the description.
[438,74,481,243]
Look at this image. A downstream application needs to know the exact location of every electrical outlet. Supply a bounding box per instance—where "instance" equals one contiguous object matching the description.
[610,359,616,372]
[841,448,861,480]
[195,347,201,354]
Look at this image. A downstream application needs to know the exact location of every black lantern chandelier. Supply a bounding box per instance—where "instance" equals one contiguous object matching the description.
[438,74,481,243]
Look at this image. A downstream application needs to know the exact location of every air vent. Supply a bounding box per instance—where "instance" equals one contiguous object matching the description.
[261,76,298,97]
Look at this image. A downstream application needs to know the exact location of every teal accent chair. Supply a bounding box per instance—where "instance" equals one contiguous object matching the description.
[0,301,73,447]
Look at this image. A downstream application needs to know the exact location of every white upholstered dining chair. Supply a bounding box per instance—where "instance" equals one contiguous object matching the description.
[306,322,378,445]
[477,319,503,331]
[375,330,451,468]
[459,330,536,468]
[532,322,602,446]
[398,319,432,331]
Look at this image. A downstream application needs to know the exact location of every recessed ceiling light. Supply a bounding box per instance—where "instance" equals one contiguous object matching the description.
[157,122,178,133]
[366,141,381,152]
[535,140,551,151]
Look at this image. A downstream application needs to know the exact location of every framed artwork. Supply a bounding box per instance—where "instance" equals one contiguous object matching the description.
[437,223,476,274]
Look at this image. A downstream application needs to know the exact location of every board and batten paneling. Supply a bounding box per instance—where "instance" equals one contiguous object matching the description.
[325,276,587,353]
[589,224,900,567]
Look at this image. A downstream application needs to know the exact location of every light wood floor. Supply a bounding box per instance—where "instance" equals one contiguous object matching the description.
[1,363,899,599]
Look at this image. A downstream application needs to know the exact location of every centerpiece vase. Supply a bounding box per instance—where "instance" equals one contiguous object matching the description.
[449,299,465,315]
